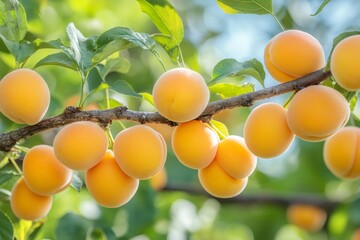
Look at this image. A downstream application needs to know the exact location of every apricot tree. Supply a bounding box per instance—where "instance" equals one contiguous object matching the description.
[0,0,360,239]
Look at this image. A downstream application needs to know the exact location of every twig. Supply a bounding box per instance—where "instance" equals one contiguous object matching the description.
[0,69,331,152]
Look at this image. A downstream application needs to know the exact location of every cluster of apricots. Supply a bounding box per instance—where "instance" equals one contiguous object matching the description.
[153,68,257,198]
[2,30,360,222]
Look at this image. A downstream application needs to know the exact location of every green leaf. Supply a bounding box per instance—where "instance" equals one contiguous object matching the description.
[65,23,97,72]
[137,0,184,62]
[94,27,155,63]
[326,31,360,70]
[70,173,83,192]
[87,66,105,92]
[209,82,255,99]
[210,58,265,87]
[312,0,331,16]
[35,52,78,71]
[217,0,273,15]
[140,92,155,106]
[106,73,141,97]
[124,182,156,238]
[101,57,131,77]
[350,94,357,112]
[0,0,27,42]
[0,211,13,240]
[210,119,229,137]
[55,213,90,240]
[0,170,19,186]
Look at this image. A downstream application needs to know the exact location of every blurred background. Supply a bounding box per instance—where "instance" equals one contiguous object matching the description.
[1,0,360,239]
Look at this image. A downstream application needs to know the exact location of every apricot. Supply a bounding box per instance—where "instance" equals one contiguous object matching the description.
[53,121,108,171]
[198,160,248,198]
[149,167,167,190]
[113,125,167,179]
[0,68,50,125]
[286,85,350,142]
[330,35,360,91]
[323,127,360,179]
[146,122,175,145]
[244,103,294,158]
[287,204,327,232]
[172,120,219,169]
[264,30,325,83]
[152,68,209,123]
[85,150,139,208]
[10,178,53,220]
[352,229,360,240]
[214,136,256,179]
[23,145,73,196]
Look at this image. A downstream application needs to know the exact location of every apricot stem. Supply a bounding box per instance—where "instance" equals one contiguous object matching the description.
[283,92,296,108]
[106,129,115,149]
[9,156,22,174]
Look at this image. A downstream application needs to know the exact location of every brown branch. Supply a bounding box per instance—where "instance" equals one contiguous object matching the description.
[163,184,340,212]
[0,69,331,152]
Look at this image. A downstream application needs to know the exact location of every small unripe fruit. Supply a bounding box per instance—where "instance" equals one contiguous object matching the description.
[198,160,248,198]
[113,125,167,179]
[215,136,257,179]
[287,204,327,232]
[0,69,50,125]
[244,103,294,158]
[23,145,73,196]
[152,68,209,123]
[331,35,360,91]
[264,30,325,83]
[172,120,219,169]
[10,178,53,220]
[85,150,139,208]
[323,127,360,179]
[286,85,350,142]
[53,121,108,171]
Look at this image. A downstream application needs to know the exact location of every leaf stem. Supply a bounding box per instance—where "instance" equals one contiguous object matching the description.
[151,49,167,72]
[106,129,114,149]
[271,13,285,31]
[282,92,296,109]
[105,88,111,110]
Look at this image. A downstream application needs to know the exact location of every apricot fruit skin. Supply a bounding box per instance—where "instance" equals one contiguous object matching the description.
[85,150,139,208]
[244,103,294,158]
[264,30,325,83]
[152,68,209,123]
[286,85,350,142]
[149,167,167,191]
[172,120,219,169]
[53,121,108,171]
[113,125,167,180]
[331,35,360,91]
[10,178,53,221]
[214,136,257,179]
[23,145,73,196]
[198,160,248,198]
[323,127,360,179]
[287,204,327,232]
[0,68,50,125]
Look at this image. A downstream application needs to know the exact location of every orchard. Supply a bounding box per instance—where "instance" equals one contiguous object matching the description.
[1,0,360,239]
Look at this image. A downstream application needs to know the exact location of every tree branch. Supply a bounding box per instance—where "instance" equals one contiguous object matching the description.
[0,69,331,152]
[163,184,340,212]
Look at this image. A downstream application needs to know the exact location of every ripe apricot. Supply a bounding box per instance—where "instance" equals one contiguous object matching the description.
[287,204,327,232]
[352,229,360,240]
[10,178,53,221]
[152,68,209,123]
[53,121,108,171]
[172,120,219,169]
[113,125,167,179]
[23,145,73,196]
[323,127,360,179]
[214,136,257,179]
[0,68,50,125]
[331,35,360,91]
[149,167,167,190]
[198,160,248,198]
[264,30,325,83]
[286,85,350,142]
[146,122,175,145]
[85,150,139,208]
[244,103,294,158]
